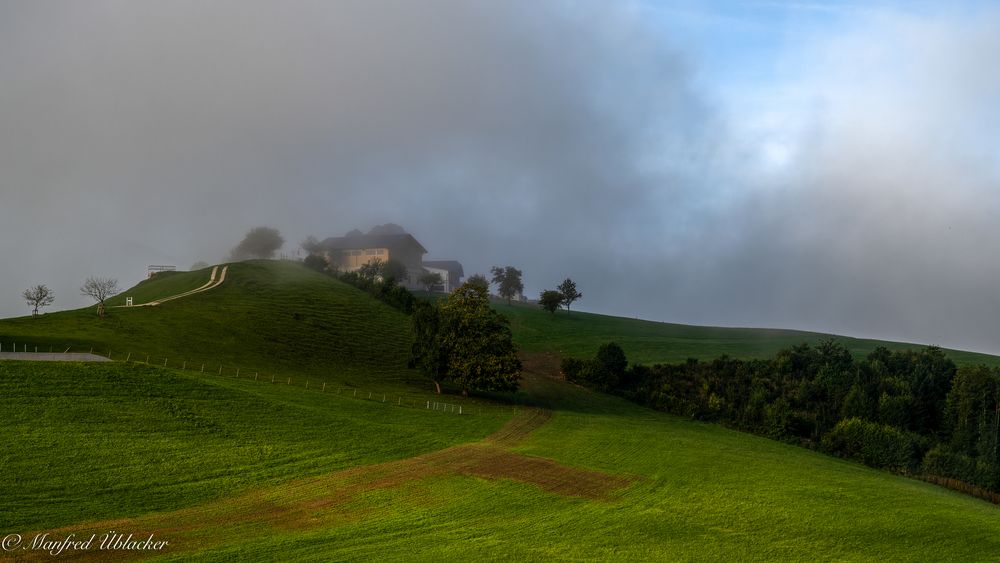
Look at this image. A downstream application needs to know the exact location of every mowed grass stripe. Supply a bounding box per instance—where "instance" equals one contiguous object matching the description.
[0,362,507,531]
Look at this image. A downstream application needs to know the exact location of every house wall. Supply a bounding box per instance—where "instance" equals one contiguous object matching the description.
[328,245,424,272]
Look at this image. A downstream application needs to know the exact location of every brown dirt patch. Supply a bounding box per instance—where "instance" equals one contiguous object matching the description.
[519,351,564,379]
[14,408,634,561]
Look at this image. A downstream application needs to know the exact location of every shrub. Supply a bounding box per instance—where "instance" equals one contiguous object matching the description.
[821,417,919,472]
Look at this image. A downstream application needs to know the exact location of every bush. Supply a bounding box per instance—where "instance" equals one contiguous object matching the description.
[821,417,919,472]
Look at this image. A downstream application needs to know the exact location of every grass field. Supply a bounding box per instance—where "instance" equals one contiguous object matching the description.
[3,260,1000,560]
[0,361,506,532]
[495,301,1000,367]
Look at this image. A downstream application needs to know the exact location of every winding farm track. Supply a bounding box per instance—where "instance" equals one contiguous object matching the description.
[15,408,635,561]
[117,265,229,308]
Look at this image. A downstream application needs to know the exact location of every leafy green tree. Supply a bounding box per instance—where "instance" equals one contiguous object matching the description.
[466,273,489,292]
[539,290,563,314]
[490,265,523,304]
[22,284,54,317]
[419,271,444,292]
[231,226,284,260]
[409,302,448,393]
[557,278,582,312]
[303,254,328,272]
[358,258,385,282]
[410,282,520,394]
[596,342,627,384]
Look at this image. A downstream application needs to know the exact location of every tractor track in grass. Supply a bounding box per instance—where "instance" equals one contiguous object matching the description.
[13,407,636,561]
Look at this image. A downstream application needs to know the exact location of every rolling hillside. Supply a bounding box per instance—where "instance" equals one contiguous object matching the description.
[495,301,1000,367]
[3,260,1000,560]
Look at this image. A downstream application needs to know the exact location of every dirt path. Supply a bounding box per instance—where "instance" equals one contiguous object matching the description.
[116,265,229,308]
[0,352,110,362]
[9,408,634,561]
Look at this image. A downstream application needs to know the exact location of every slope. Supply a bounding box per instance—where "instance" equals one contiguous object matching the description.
[0,260,421,389]
[495,302,1000,367]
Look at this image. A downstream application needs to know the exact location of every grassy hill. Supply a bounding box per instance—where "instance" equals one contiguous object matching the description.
[495,301,1000,367]
[3,260,1000,560]
[0,261,426,390]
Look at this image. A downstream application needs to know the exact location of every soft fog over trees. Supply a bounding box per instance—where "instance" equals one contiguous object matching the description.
[231,227,284,260]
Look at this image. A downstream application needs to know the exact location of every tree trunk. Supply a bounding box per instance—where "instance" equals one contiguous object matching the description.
[97,303,105,318]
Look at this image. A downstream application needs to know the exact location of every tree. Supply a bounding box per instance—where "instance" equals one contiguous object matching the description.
[230,226,284,260]
[539,290,564,314]
[410,282,521,394]
[22,284,54,317]
[490,265,523,304]
[557,278,582,313]
[358,258,385,282]
[382,259,409,283]
[80,277,120,318]
[300,235,322,254]
[419,271,444,292]
[303,253,328,272]
[466,273,489,292]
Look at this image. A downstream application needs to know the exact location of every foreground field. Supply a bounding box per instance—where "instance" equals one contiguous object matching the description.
[5,363,1000,561]
[4,261,1000,560]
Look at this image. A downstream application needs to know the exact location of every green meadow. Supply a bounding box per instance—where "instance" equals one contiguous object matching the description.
[2,260,999,561]
[495,301,1000,367]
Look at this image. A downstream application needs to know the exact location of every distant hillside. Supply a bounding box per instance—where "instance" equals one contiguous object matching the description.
[495,302,1000,367]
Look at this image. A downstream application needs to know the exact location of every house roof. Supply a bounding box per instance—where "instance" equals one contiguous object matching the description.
[319,233,427,254]
[422,260,464,278]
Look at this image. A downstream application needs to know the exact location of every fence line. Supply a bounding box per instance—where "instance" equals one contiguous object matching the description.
[0,340,518,417]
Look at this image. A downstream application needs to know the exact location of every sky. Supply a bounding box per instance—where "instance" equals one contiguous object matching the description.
[1,1,999,353]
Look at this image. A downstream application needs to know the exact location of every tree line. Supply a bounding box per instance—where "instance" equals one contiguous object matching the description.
[565,340,1000,498]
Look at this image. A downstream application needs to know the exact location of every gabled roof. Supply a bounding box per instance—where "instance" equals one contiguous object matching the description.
[319,233,428,254]
[422,260,464,278]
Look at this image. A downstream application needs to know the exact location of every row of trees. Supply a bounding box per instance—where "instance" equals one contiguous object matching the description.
[22,277,120,318]
[304,254,523,396]
[565,340,1000,496]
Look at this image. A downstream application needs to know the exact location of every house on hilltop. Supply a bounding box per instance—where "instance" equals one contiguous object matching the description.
[317,230,464,291]
[320,233,427,274]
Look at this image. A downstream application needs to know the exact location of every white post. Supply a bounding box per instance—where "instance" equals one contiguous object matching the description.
[322,382,326,392]
[287,377,291,385]
[201,364,205,372]
[306,381,309,389]
[219,365,223,375]
[183,361,186,370]
[236,368,240,378]
[163,358,168,367]
[255,373,259,381]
